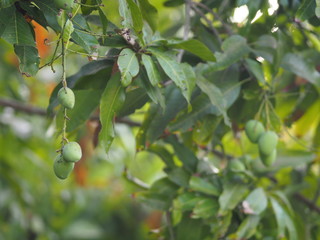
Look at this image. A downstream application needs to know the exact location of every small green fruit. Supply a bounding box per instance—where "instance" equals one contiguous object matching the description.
[57,87,75,109]
[258,131,278,155]
[245,120,265,143]
[229,159,246,172]
[260,149,277,167]
[54,0,74,10]
[63,142,82,162]
[53,155,74,179]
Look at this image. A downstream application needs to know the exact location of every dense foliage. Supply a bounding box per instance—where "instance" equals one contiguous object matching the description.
[1,0,320,239]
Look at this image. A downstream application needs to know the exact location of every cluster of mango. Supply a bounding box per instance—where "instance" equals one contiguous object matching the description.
[245,120,278,166]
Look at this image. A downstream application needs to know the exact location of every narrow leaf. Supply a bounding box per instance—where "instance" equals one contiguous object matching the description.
[142,54,161,86]
[189,176,220,196]
[168,39,216,61]
[99,73,126,152]
[150,48,195,103]
[243,188,268,215]
[296,0,316,21]
[197,75,230,126]
[137,0,158,31]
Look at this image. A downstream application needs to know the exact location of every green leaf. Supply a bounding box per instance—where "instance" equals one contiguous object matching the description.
[14,45,40,76]
[233,215,260,239]
[137,0,158,31]
[189,176,220,196]
[67,90,103,132]
[117,48,140,86]
[99,73,126,152]
[166,136,198,173]
[167,39,216,61]
[98,8,108,44]
[219,182,248,215]
[0,7,35,46]
[140,86,187,144]
[126,0,143,36]
[166,167,190,187]
[150,48,196,103]
[202,35,250,74]
[147,145,176,169]
[136,68,165,109]
[0,0,15,8]
[175,214,210,240]
[164,0,185,7]
[281,53,320,89]
[81,0,99,15]
[119,0,131,28]
[63,19,74,49]
[245,59,266,86]
[141,54,161,86]
[174,192,201,211]
[18,1,48,28]
[71,15,99,53]
[33,0,60,32]
[243,188,267,215]
[192,198,219,219]
[117,87,149,117]
[296,0,316,21]
[196,75,230,126]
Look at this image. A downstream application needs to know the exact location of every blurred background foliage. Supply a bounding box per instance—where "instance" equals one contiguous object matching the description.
[0,0,320,239]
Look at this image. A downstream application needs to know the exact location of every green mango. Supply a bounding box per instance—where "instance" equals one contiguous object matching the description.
[245,120,265,143]
[54,0,74,10]
[53,155,74,179]
[258,131,278,155]
[260,149,277,167]
[57,87,75,109]
[229,159,246,172]
[62,142,82,162]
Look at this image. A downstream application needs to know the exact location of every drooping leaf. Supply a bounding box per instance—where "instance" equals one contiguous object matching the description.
[14,45,40,76]
[81,0,100,15]
[281,53,320,89]
[201,35,250,74]
[126,0,143,38]
[119,0,131,28]
[197,75,230,126]
[150,48,196,103]
[245,59,266,86]
[163,0,185,7]
[136,68,165,109]
[67,90,103,132]
[219,182,249,215]
[167,39,216,61]
[98,8,108,44]
[141,54,161,86]
[117,48,140,86]
[18,1,48,28]
[243,188,268,215]
[175,214,210,240]
[189,176,220,196]
[99,72,126,152]
[33,0,60,32]
[166,167,190,187]
[174,192,201,211]
[117,87,149,117]
[137,0,158,31]
[0,7,35,46]
[62,19,74,49]
[296,0,316,21]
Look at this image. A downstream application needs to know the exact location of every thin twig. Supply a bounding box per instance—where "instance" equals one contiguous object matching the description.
[191,4,222,44]
[177,0,191,62]
[192,1,233,35]
[0,98,48,116]
[294,193,320,214]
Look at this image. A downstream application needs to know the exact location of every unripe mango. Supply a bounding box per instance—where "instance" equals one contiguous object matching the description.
[229,159,246,172]
[258,131,278,155]
[260,149,277,167]
[58,87,75,109]
[53,155,74,179]
[245,120,265,143]
[62,142,82,162]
